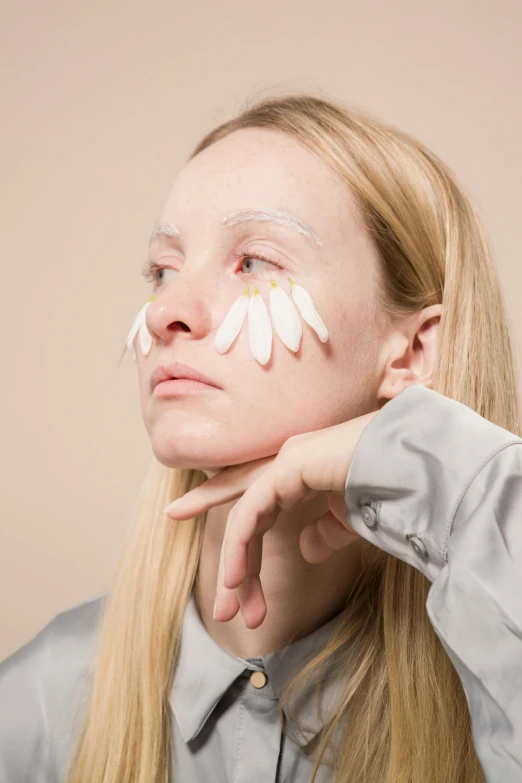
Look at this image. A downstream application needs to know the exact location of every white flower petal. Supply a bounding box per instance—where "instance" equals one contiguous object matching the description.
[120,296,157,363]
[269,281,302,352]
[139,318,153,355]
[124,303,147,358]
[125,314,141,352]
[214,288,250,353]
[290,279,329,342]
[248,287,272,365]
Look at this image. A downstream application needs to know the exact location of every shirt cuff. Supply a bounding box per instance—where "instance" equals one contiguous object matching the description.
[343,384,522,582]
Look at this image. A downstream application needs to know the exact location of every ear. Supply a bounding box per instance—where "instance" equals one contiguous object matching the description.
[375,303,442,405]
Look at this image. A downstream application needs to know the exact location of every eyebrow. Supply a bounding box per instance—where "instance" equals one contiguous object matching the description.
[148,220,180,246]
[221,208,323,246]
[148,208,323,248]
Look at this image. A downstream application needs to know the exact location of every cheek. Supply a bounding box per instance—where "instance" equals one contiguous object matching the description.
[133,290,377,446]
[136,361,161,430]
[236,339,331,431]
[266,302,376,420]
[136,362,150,400]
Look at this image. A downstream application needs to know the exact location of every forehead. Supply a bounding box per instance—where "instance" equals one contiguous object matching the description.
[160,127,362,244]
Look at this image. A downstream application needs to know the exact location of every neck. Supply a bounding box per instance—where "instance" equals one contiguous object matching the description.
[194,495,366,660]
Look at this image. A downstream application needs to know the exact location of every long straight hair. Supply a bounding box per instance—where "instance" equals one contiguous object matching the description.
[66,93,521,782]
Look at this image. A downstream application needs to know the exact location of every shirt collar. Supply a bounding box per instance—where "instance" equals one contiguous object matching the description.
[169,592,350,746]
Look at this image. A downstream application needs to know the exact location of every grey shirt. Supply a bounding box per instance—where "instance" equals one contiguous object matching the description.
[1,384,522,782]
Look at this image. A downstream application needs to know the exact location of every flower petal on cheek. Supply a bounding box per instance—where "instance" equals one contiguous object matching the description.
[214,287,250,354]
[269,281,302,353]
[124,301,148,362]
[139,327,152,356]
[248,286,272,365]
[119,295,157,364]
[139,309,153,356]
[289,279,329,343]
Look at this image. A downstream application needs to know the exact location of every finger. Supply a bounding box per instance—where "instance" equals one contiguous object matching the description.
[222,458,312,589]
[214,518,240,623]
[326,493,359,537]
[236,536,267,629]
[223,500,280,590]
[299,487,320,503]
[324,491,350,525]
[299,520,337,563]
[164,457,274,519]
[315,512,361,550]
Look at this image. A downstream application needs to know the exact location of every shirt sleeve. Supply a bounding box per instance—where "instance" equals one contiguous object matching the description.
[0,626,55,782]
[343,383,522,783]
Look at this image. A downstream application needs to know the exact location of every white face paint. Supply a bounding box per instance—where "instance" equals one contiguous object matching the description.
[221,208,324,248]
[214,277,329,366]
[148,208,324,249]
[128,210,326,366]
[130,128,384,476]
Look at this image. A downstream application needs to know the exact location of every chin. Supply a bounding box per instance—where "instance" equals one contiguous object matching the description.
[149,440,229,474]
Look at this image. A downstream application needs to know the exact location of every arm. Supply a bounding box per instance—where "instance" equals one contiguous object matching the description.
[344,383,522,782]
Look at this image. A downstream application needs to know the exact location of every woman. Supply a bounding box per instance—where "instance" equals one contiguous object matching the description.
[1,93,521,783]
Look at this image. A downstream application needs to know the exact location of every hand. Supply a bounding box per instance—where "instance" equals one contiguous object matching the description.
[164,409,380,628]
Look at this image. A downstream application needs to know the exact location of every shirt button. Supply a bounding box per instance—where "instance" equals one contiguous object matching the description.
[249,671,267,689]
[407,534,428,558]
[361,504,378,527]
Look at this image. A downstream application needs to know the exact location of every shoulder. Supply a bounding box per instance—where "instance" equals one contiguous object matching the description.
[0,590,107,684]
[0,591,107,780]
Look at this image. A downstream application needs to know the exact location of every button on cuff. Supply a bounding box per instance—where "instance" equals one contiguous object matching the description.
[360,498,379,528]
[406,534,428,559]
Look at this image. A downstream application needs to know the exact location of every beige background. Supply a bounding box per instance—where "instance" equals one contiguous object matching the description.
[1,0,521,661]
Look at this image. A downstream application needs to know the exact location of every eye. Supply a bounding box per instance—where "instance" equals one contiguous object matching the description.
[234,250,286,275]
[141,260,177,287]
[141,249,287,288]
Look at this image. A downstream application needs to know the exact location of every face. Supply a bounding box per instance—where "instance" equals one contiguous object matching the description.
[136,127,386,473]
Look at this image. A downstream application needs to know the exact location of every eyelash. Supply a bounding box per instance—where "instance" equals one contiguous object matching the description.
[141,249,285,285]
[233,250,286,272]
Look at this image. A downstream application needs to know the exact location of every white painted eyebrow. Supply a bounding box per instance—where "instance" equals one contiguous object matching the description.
[221,208,323,247]
[148,221,180,246]
[148,208,323,248]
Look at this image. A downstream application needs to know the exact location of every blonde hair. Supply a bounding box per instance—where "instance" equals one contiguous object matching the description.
[66,93,521,782]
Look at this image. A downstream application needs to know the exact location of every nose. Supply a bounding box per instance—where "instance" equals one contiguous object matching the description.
[145,275,215,348]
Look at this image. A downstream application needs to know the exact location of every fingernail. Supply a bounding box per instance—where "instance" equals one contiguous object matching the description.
[163,498,179,512]
[163,499,185,515]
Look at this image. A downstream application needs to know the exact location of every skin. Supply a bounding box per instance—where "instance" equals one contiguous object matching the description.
[138,127,442,659]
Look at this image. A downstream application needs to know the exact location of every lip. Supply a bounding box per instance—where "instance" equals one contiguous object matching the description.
[150,361,221,392]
